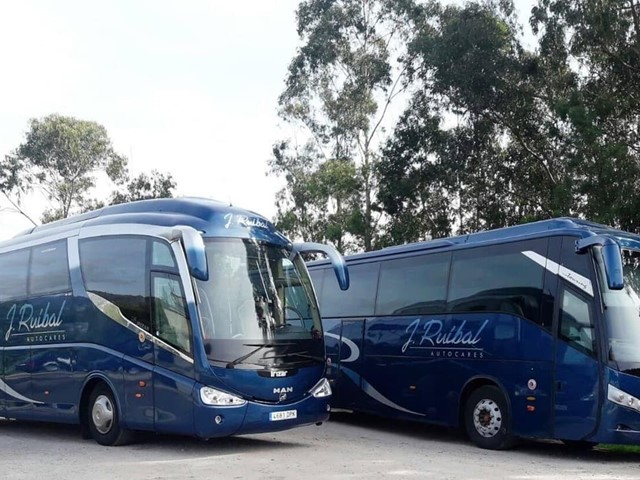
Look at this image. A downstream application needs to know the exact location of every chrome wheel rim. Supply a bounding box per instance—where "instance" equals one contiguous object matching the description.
[473,398,502,438]
[92,394,114,434]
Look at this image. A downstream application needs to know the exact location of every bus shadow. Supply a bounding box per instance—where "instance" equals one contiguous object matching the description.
[0,418,304,455]
[516,439,640,463]
[329,412,640,462]
[328,411,466,445]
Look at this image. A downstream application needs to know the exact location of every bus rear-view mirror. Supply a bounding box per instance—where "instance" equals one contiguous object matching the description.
[171,226,209,281]
[576,235,624,290]
[293,242,349,291]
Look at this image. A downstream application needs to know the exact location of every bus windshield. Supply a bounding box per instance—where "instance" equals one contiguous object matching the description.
[598,247,640,376]
[196,238,323,365]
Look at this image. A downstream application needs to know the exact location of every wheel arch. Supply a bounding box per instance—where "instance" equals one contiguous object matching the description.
[78,373,125,428]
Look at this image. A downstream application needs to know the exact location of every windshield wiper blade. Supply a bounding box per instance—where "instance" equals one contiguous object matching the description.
[225,342,296,369]
[270,350,325,364]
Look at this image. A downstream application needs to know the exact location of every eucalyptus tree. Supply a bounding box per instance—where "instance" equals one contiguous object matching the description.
[379,1,577,242]
[9,114,128,223]
[271,0,423,252]
[532,0,640,231]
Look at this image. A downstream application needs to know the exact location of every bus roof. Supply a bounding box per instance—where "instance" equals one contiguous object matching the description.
[309,217,640,267]
[3,197,290,249]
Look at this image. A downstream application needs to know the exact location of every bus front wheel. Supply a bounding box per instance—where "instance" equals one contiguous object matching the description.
[464,385,515,450]
[87,383,133,446]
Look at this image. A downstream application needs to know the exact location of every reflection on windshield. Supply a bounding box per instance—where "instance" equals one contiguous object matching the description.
[196,239,322,349]
[598,247,640,376]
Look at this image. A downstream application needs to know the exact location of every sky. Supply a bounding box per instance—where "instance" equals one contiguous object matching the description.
[0,0,537,241]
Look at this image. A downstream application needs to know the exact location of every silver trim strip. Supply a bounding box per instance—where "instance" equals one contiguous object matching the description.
[522,250,594,297]
[87,292,194,365]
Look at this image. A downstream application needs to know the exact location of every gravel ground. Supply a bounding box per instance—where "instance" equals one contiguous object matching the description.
[2,412,640,480]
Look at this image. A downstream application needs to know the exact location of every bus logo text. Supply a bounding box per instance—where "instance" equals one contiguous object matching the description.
[5,301,66,342]
[402,318,488,353]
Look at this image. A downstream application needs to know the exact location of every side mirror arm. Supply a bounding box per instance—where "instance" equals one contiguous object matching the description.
[293,242,349,291]
[576,235,623,290]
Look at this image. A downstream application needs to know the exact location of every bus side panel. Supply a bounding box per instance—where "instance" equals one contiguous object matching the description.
[3,348,32,418]
[358,313,555,438]
[30,345,77,422]
[324,318,367,411]
[153,348,195,435]
[123,356,155,430]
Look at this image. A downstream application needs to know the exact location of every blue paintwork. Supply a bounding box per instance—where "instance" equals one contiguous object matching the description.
[311,217,640,446]
[0,198,332,440]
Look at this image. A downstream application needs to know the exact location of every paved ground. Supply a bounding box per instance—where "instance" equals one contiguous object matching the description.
[2,412,640,479]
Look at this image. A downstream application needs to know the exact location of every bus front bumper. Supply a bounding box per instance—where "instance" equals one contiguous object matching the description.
[193,392,331,439]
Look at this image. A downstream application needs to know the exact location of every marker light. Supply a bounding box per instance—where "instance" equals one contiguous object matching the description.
[310,378,332,398]
[608,384,640,413]
[200,386,247,407]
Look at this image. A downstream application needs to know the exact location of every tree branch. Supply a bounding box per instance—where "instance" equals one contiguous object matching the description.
[2,192,38,226]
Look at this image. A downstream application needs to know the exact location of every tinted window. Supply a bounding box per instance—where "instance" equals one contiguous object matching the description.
[309,268,324,301]
[153,273,191,354]
[0,249,29,301]
[152,240,176,269]
[559,288,595,355]
[320,263,379,318]
[560,236,593,279]
[376,253,450,315]
[448,240,547,324]
[29,240,70,297]
[80,237,150,330]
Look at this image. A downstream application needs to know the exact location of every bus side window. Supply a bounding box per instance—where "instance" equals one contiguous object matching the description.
[447,240,547,326]
[375,253,450,316]
[559,288,595,355]
[320,263,379,318]
[152,273,191,354]
[152,241,177,269]
[29,240,71,297]
[80,236,151,331]
[0,249,29,302]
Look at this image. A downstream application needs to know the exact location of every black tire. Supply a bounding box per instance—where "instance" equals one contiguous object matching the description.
[87,383,133,446]
[464,385,515,450]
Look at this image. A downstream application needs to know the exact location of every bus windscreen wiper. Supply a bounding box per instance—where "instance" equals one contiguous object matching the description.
[270,350,325,364]
[225,343,296,369]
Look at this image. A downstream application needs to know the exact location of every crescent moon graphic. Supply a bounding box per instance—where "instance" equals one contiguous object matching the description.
[324,332,360,363]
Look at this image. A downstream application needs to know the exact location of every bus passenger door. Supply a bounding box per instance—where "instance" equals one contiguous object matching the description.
[333,319,366,410]
[553,285,600,440]
[151,272,195,434]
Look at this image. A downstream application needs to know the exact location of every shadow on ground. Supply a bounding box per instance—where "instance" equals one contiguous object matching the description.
[0,418,304,455]
[328,411,640,463]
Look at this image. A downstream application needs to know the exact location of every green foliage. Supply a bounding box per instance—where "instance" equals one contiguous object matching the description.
[273,0,418,252]
[8,114,128,222]
[272,0,640,249]
[110,170,177,205]
[1,114,179,224]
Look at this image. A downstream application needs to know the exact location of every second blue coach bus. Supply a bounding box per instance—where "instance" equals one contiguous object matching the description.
[308,218,640,449]
[0,197,348,445]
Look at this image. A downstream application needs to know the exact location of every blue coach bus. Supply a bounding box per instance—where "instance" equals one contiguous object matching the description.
[308,218,640,449]
[0,197,349,445]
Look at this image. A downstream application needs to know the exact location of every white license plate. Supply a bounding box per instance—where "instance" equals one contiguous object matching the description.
[270,409,297,421]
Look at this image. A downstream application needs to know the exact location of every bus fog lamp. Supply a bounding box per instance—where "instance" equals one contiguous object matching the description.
[310,378,332,398]
[200,386,247,407]
[608,385,640,414]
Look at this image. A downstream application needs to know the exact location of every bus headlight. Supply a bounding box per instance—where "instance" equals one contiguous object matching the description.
[200,386,247,407]
[608,384,640,413]
[310,378,332,398]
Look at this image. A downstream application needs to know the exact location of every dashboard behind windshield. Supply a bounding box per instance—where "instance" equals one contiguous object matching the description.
[195,238,323,365]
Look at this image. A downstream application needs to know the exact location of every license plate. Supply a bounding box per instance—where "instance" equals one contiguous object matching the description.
[269,409,297,421]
